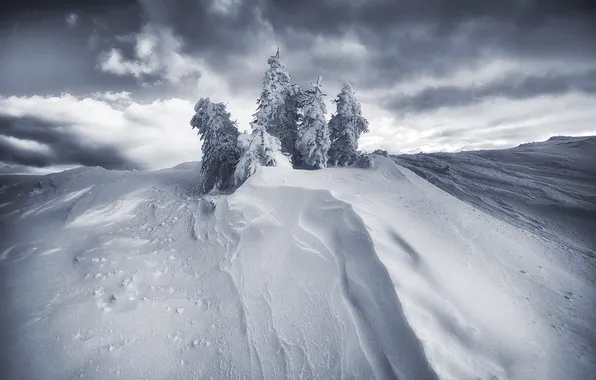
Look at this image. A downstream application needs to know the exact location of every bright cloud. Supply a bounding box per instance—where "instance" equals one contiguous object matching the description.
[99,25,203,86]
[0,93,201,171]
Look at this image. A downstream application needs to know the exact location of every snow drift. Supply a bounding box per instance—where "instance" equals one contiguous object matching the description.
[0,138,594,380]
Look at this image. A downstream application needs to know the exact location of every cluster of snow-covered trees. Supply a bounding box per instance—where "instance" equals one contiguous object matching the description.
[190,50,370,193]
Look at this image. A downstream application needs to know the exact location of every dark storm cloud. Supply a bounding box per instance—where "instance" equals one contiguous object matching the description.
[260,0,596,31]
[386,69,596,113]
[0,115,140,170]
[134,0,267,70]
[3,0,596,99]
[0,0,137,19]
[0,31,141,96]
[130,0,596,103]
[0,0,142,96]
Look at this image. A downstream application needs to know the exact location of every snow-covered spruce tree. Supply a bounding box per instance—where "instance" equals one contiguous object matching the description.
[295,76,330,169]
[327,82,369,167]
[190,98,240,194]
[280,84,305,163]
[233,123,282,186]
[253,49,300,159]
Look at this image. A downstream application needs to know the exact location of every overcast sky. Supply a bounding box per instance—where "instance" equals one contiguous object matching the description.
[1,0,595,173]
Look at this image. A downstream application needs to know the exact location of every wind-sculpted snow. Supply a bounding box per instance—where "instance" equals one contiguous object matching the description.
[393,136,596,264]
[0,147,594,379]
[218,186,437,379]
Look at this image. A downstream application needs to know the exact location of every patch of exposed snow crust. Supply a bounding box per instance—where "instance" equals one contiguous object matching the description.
[0,140,594,380]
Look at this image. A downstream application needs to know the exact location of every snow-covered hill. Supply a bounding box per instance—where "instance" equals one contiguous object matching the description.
[0,142,594,379]
[394,135,596,274]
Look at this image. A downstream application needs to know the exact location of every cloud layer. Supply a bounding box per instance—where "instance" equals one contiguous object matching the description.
[0,0,595,172]
[0,115,138,170]
[0,94,201,173]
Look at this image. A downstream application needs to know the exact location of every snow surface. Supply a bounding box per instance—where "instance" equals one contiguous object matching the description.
[394,135,596,276]
[0,138,594,380]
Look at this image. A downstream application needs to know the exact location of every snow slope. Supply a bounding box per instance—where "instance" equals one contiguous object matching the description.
[0,146,594,379]
[393,136,596,264]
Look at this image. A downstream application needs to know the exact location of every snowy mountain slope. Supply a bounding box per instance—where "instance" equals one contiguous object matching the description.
[0,154,594,380]
[393,136,596,265]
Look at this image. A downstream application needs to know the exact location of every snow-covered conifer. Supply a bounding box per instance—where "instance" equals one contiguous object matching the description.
[295,76,330,169]
[279,84,304,159]
[327,83,369,167]
[253,50,300,158]
[190,98,240,194]
[234,123,282,186]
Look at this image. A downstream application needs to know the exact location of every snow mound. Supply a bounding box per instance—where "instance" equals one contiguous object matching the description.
[0,151,594,380]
